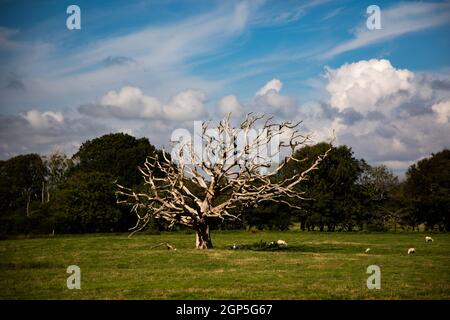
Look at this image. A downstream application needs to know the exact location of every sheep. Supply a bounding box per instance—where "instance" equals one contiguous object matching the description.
[276,240,287,247]
[365,248,371,254]
[408,248,415,255]
[425,236,434,243]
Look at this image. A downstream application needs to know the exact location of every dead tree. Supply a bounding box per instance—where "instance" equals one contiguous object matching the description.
[117,114,330,249]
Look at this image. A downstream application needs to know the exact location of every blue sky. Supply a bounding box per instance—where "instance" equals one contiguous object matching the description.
[1,0,450,175]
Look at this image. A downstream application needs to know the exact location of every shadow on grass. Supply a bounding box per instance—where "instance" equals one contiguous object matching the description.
[227,241,348,253]
[0,261,66,270]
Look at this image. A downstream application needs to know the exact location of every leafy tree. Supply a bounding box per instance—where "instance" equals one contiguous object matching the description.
[244,202,293,231]
[42,151,73,202]
[389,182,416,231]
[73,133,159,186]
[405,149,450,231]
[49,171,122,233]
[0,154,46,216]
[280,143,364,231]
[358,164,400,231]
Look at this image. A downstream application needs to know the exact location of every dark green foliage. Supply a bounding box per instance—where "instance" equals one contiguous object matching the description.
[48,171,122,233]
[0,133,167,235]
[42,152,73,201]
[405,149,450,231]
[278,143,364,231]
[358,163,401,231]
[1,131,448,235]
[73,133,158,186]
[69,133,167,233]
[243,203,292,231]
[0,154,46,216]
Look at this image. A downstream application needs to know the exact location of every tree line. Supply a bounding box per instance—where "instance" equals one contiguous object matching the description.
[0,133,448,235]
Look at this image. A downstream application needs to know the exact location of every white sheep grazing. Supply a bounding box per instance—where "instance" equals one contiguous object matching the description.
[425,236,434,242]
[408,248,415,255]
[276,240,287,247]
[365,248,371,254]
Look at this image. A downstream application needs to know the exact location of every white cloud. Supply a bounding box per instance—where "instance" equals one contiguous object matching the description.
[253,79,297,116]
[255,78,282,96]
[80,86,206,121]
[163,89,207,121]
[1,111,106,159]
[432,100,450,124]
[98,86,164,119]
[3,58,450,178]
[20,110,64,129]
[255,90,296,114]
[216,95,244,117]
[292,59,450,174]
[325,59,428,114]
[0,1,261,115]
[213,78,297,119]
[323,2,450,59]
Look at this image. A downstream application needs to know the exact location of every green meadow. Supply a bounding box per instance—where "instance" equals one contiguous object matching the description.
[1,231,449,299]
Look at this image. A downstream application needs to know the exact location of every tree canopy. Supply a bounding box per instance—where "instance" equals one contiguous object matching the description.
[0,131,448,236]
[405,149,450,231]
[74,133,158,186]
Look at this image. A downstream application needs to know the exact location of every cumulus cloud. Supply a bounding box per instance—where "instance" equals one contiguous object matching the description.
[101,86,163,118]
[79,86,206,121]
[2,59,450,178]
[316,59,450,174]
[80,86,163,120]
[163,89,207,121]
[253,79,297,116]
[255,78,283,96]
[432,100,450,124]
[213,79,297,118]
[20,110,64,129]
[0,110,107,159]
[325,59,418,114]
[216,95,244,117]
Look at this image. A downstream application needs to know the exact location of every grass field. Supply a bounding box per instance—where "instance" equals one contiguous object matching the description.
[1,231,449,299]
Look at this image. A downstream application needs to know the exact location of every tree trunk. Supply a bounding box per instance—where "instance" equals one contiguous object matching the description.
[42,182,45,204]
[300,221,305,231]
[195,221,213,249]
[26,193,31,217]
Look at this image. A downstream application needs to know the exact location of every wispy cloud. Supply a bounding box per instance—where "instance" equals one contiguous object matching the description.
[322,2,450,59]
[0,1,261,112]
[320,7,344,21]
